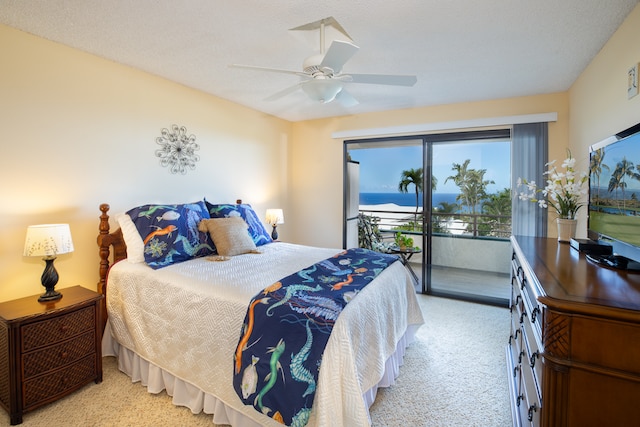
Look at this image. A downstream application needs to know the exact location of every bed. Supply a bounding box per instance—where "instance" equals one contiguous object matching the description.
[97,201,424,427]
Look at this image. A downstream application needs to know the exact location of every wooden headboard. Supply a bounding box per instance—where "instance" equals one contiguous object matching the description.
[97,204,127,309]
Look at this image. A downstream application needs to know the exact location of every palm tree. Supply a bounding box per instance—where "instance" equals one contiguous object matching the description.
[589,148,609,204]
[398,168,438,230]
[481,188,512,237]
[609,157,635,212]
[445,160,494,215]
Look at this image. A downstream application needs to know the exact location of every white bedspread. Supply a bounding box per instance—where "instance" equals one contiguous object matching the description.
[104,242,424,426]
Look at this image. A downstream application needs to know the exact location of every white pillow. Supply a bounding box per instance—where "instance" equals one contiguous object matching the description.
[115,212,145,263]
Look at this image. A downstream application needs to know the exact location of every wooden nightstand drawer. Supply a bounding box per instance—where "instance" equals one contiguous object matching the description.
[23,354,96,409]
[23,331,96,379]
[21,306,95,352]
[0,286,103,424]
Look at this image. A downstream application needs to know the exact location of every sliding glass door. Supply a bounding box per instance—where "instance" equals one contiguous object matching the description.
[344,130,512,306]
[429,138,511,305]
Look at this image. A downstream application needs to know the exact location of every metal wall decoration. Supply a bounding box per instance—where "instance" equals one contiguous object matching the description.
[155,124,200,174]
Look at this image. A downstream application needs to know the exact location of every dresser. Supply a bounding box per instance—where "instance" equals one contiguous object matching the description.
[507,236,640,426]
[0,286,103,425]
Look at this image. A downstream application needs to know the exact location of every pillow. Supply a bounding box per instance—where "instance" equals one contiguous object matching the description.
[126,201,215,268]
[115,213,145,263]
[198,217,257,256]
[205,201,272,246]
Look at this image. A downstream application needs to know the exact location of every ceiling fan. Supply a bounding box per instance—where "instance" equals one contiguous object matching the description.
[230,17,417,106]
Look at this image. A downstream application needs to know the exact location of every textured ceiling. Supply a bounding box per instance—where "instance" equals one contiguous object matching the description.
[1,0,638,122]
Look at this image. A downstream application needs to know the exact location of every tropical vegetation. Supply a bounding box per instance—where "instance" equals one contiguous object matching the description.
[391,160,512,238]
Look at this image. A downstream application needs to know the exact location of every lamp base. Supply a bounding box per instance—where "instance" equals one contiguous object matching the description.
[38,289,62,302]
[39,257,62,303]
[271,225,279,241]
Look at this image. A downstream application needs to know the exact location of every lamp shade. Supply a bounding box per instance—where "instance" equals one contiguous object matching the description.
[24,224,74,258]
[265,209,284,226]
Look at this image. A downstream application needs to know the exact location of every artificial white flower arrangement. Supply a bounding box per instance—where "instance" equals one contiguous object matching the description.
[516,151,589,220]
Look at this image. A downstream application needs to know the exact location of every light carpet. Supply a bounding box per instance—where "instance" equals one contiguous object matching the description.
[2,295,511,427]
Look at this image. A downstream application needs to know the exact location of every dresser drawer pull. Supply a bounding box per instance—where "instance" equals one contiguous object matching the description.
[516,394,524,407]
[531,307,540,323]
[520,278,527,291]
[518,350,525,364]
[528,403,538,422]
[60,351,69,360]
[519,312,527,324]
[60,324,70,333]
[508,329,520,345]
[529,351,539,368]
[513,365,519,378]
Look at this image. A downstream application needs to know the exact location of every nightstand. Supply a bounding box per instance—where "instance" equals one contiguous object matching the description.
[0,286,103,425]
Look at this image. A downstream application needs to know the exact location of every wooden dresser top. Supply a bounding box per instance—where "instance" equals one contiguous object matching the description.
[512,236,640,317]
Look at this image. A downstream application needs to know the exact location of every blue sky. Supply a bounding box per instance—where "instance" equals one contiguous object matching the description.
[350,141,511,194]
[593,132,640,192]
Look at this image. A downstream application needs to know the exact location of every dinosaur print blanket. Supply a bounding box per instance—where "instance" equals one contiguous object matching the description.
[232,248,399,426]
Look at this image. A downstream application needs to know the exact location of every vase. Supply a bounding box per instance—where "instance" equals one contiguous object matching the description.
[556,218,577,243]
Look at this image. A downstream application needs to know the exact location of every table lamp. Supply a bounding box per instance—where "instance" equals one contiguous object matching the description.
[23,224,74,302]
[265,209,284,240]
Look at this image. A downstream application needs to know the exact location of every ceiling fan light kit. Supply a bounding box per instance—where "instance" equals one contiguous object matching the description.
[301,79,344,104]
[230,16,417,106]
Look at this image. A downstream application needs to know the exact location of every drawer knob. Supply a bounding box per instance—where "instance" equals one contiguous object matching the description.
[509,332,519,345]
[531,307,540,323]
[60,324,70,333]
[528,403,538,422]
[530,351,539,368]
[519,312,527,324]
[60,351,69,359]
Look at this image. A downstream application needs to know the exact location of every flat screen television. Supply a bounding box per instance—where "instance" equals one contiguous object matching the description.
[588,122,640,268]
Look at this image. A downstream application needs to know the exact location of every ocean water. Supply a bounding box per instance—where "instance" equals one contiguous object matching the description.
[360,192,458,208]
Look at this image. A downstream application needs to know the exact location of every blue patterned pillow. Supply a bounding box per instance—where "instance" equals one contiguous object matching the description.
[126,201,215,268]
[205,201,272,246]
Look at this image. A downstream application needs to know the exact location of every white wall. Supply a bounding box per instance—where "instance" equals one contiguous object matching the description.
[569,3,640,237]
[0,24,292,301]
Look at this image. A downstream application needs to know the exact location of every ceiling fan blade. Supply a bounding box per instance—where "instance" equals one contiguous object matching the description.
[229,64,308,78]
[335,89,359,107]
[319,40,359,73]
[264,83,303,101]
[346,73,417,86]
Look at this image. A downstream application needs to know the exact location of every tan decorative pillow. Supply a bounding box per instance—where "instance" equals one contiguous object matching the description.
[198,217,257,256]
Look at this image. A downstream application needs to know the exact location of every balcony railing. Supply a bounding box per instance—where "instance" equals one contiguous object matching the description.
[359,208,512,239]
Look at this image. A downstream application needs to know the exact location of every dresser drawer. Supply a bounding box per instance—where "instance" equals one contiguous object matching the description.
[23,354,96,410]
[518,352,541,426]
[21,306,94,352]
[521,313,542,393]
[23,330,96,379]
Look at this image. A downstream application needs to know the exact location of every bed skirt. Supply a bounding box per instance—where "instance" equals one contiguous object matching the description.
[102,322,419,427]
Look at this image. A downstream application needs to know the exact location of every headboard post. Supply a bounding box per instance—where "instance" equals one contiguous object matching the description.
[98,203,111,296]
